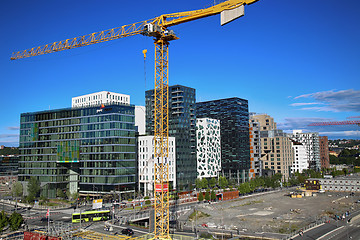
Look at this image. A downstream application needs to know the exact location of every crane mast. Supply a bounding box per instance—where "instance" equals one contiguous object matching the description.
[11,1,259,239]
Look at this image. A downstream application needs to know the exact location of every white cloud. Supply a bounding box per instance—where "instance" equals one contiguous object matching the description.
[290,102,323,107]
[292,89,360,112]
[7,126,20,130]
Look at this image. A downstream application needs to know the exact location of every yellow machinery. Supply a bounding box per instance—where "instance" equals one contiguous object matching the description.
[11,0,259,239]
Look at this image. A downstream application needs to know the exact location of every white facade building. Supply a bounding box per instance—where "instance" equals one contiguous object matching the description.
[72,91,130,108]
[196,118,221,179]
[135,106,146,135]
[291,142,308,173]
[288,130,320,171]
[138,136,176,196]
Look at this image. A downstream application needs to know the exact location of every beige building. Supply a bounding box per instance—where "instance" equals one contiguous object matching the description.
[251,114,294,180]
[250,114,277,131]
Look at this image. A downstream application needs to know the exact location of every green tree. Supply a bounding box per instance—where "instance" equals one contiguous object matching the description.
[195,178,202,190]
[238,182,251,195]
[11,182,23,199]
[56,188,67,199]
[210,191,216,201]
[198,192,204,202]
[27,177,40,202]
[201,178,208,189]
[209,178,217,188]
[204,192,210,201]
[0,211,9,233]
[9,212,23,231]
[218,176,228,190]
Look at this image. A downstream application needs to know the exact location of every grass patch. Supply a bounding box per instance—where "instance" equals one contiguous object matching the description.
[188,210,210,222]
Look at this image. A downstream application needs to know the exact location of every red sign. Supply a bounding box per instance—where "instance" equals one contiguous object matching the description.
[155,183,169,192]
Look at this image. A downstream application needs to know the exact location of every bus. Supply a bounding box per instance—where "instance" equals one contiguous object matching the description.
[72,209,110,223]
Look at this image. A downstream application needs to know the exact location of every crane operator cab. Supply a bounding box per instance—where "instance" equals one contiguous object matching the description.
[143,23,178,41]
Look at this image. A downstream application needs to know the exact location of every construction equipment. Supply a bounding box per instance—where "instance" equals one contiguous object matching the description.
[308,120,360,127]
[11,0,259,238]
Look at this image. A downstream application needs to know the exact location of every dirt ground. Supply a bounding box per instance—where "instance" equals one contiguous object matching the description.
[188,188,360,234]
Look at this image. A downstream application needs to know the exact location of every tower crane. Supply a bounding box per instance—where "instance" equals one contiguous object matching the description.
[308,120,360,127]
[11,0,259,238]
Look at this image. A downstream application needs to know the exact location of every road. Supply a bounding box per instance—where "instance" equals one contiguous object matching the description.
[291,210,360,240]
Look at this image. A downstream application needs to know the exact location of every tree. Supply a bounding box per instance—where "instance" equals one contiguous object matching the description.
[56,188,67,199]
[27,177,40,202]
[209,178,217,188]
[0,211,8,233]
[219,176,228,190]
[198,192,204,202]
[195,178,202,190]
[238,182,251,195]
[211,191,216,201]
[201,178,208,189]
[9,212,23,231]
[11,182,23,199]
[204,192,210,201]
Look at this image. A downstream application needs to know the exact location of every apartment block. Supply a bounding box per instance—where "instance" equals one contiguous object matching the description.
[251,114,294,180]
[72,91,130,108]
[288,130,320,171]
[138,136,176,196]
[319,136,330,169]
[291,142,308,173]
[249,118,262,179]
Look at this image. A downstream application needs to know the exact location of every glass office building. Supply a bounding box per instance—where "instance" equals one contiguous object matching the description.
[19,104,136,198]
[145,85,196,190]
[0,156,19,175]
[196,98,250,182]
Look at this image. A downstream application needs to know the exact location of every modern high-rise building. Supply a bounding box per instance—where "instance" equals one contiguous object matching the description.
[249,118,262,180]
[138,136,176,196]
[145,85,196,190]
[0,155,19,176]
[72,91,130,108]
[291,142,308,173]
[251,114,294,180]
[197,97,250,182]
[288,130,320,171]
[19,103,136,198]
[196,118,221,179]
[319,136,330,169]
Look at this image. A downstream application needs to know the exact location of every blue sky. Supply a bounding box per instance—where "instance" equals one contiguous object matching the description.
[1,0,360,146]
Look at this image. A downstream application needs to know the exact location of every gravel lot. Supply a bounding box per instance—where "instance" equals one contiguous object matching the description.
[187,188,360,234]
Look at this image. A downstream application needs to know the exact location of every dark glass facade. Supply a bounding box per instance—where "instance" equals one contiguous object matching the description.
[0,156,19,175]
[19,104,136,198]
[196,98,250,181]
[145,85,196,190]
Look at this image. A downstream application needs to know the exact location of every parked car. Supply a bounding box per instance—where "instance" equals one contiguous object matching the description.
[40,217,53,223]
[121,228,134,236]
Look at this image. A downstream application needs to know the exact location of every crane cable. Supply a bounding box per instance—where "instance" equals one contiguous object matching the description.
[142,49,147,90]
